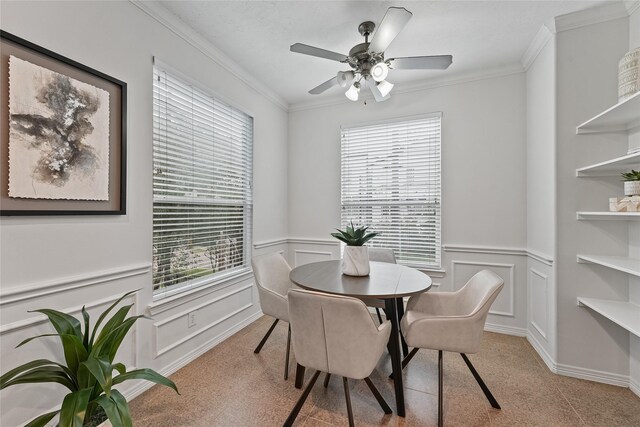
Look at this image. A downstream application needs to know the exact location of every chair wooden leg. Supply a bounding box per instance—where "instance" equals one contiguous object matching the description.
[284,325,291,380]
[376,307,383,324]
[284,370,320,427]
[323,373,331,388]
[364,377,392,414]
[342,377,355,427]
[254,318,279,353]
[402,348,420,369]
[460,353,501,409]
[294,363,305,389]
[438,350,443,427]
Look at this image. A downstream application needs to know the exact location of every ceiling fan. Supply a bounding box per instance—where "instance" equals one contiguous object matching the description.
[290,7,453,102]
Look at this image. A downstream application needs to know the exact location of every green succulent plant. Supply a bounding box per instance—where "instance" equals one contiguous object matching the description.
[0,290,179,427]
[621,170,640,181]
[331,222,379,246]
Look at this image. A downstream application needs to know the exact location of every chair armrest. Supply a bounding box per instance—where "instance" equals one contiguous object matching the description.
[402,314,485,354]
[406,291,462,316]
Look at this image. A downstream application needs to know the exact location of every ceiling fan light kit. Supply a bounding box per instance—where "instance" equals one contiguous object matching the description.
[290,7,453,103]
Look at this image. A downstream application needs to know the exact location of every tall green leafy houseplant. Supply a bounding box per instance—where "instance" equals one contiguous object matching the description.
[0,290,179,427]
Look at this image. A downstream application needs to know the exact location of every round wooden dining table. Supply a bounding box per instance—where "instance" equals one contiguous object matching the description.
[289,260,432,417]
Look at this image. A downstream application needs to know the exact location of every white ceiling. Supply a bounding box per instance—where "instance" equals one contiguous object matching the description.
[156,1,609,106]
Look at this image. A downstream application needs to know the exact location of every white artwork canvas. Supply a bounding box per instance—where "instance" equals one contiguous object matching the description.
[8,55,110,200]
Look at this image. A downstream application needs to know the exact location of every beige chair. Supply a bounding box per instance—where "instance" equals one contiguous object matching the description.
[251,252,297,380]
[367,248,397,323]
[284,289,392,427]
[401,269,504,427]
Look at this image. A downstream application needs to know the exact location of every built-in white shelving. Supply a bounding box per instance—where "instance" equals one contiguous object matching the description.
[576,91,640,134]
[577,298,640,337]
[577,254,640,277]
[577,211,640,220]
[576,152,640,177]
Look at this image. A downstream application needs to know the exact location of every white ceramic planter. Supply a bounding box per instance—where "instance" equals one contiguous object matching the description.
[342,246,370,276]
[619,47,640,101]
[97,420,112,427]
[624,180,640,196]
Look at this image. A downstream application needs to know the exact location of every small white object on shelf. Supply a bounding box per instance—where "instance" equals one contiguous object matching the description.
[577,297,640,337]
[610,196,640,212]
[619,47,640,102]
[575,91,640,135]
[577,254,640,277]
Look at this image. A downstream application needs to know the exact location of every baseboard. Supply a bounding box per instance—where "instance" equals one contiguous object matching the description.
[484,323,527,337]
[122,310,263,400]
[630,377,640,398]
[526,330,556,373]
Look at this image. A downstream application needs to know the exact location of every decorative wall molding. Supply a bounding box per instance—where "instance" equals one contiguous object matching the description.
[253,238,288,250]
[153,283,254,357]
[451,260,516,317]
[555,363,630,388]
[443,244,554,266]
[529,268,549,339]
[125,310,262,401]
[629,1,640,16]
[521,24,554,71]
[293,249,333,267]
[527,330,557,373]
[554,1,631,33]
[0,263,151,306]
[148,271,253,316]
[129,0,288,111]
[631,377,640,398]
[288,237,338,246]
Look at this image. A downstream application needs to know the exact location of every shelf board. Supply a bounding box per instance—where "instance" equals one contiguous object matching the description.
[577,297,640,337]
[576,152,640,177]
[576,91,640,134]
[577,211,640,220]
[577,254,640,277]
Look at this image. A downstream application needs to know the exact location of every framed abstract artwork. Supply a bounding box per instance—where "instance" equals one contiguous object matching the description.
[0,30,126,215]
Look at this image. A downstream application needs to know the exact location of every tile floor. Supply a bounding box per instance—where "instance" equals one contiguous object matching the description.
[130,316,640,426]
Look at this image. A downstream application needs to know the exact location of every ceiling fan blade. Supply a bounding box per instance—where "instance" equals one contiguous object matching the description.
[309,76,339,94]
[389,55,453,70]
[367,78,390,102]
[290,43,348,62]
[368,7,413,53]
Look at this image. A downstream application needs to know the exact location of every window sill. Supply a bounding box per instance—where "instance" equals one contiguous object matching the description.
[411,266,446,278]
[148,268,253,316]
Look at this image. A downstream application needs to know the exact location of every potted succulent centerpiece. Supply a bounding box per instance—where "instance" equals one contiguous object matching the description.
[622,170,640,196]
[331,222,378,276]
[0,290,179,427]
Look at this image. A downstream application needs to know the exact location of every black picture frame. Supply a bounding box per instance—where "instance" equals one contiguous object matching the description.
[0,30,127,216]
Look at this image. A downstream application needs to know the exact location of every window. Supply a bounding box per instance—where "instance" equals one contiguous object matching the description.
[152,64,253,297]
[340,114,441,269]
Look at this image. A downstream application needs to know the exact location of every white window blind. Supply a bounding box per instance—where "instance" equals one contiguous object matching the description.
[152,65,253,298]
[340,115,441,269]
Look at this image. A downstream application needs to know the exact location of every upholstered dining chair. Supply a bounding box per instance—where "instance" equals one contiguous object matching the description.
[400,269,504,427]
[367,248,397,324]
[251,252,297,380]
[284,289,393,427]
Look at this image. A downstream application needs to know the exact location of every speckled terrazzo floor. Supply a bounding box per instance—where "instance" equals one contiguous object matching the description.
[130,315,640,426]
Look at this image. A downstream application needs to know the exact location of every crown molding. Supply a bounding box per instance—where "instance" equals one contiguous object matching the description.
[289,64,524,113]
[521,24,554,71]
[627,1,640,15]
[129,0,289,112]
[554,1,630,33]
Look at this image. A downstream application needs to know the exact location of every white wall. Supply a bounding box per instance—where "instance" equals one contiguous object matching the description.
[288,72,529,334]
[555,17,630,378]
[0,2,289,426]
[525,30,557,366]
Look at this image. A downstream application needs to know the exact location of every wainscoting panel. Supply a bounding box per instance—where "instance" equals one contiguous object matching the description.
[451,260,515,317]
[293,249,333,267]
[529,268,549,339]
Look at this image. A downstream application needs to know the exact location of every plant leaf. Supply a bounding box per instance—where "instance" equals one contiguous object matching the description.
[1,366,76,391]
[17,333,63,348]
[80,357,113,397]
[24,410,59,427]
[30,309,82,339]
[1,359,66,387]
[96,389,133,427]
[81,306,90,351]
[91,315,147,362]
[94,304,133,345]
[57,334,89,376]
[59,388,92,427]
[112,368,179,394]
[113,363,127,375]
[90,290,139,347]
